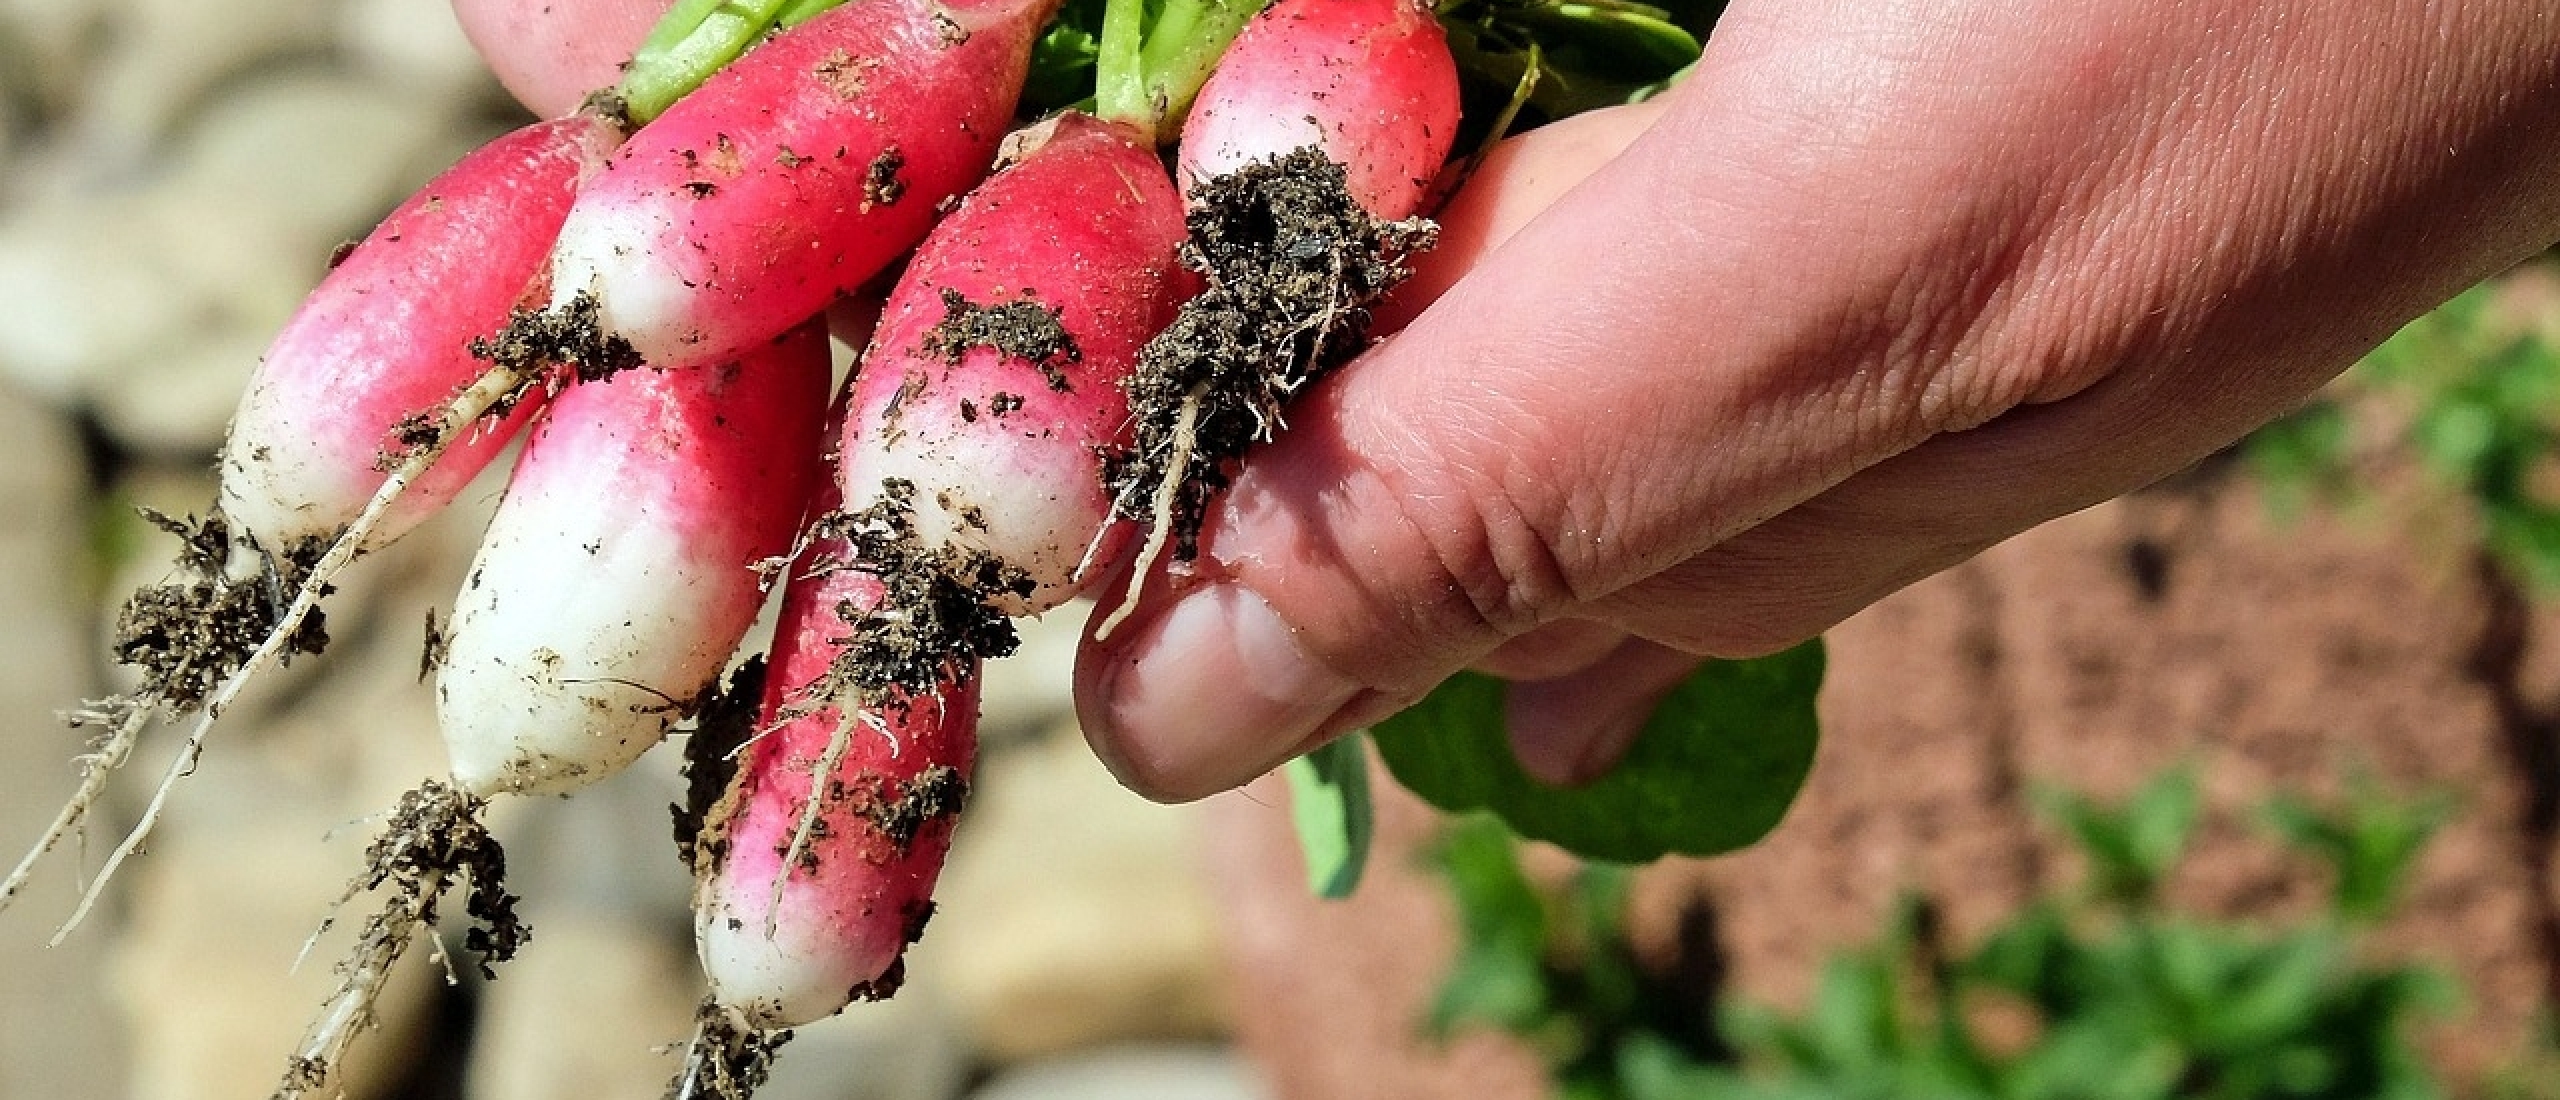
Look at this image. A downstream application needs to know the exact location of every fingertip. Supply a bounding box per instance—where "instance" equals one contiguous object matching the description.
[1504,640,1701,786]
[1076,579,1363,802]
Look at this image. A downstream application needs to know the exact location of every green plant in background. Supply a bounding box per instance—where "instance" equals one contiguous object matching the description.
[1427,772,2474,1100]
[2247,273,2560,588]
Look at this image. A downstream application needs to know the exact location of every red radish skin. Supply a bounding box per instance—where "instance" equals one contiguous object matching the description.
[542,0,1054,372]
[438,323,832,797]
[218,113,620,552]
[694,562,983,1028]
[836,113,1194,613]
[1176,0,1460,218]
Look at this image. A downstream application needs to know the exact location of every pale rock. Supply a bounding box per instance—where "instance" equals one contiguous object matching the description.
[978,602,1084,746]
[967,1045,1272,1100]
[466,912,702,1100]
[756,987,973,1100]
[166,69,454,256]
[0,70,456,444]
[0,382,126,1099]
[69,0,335,158]
[91,325,270,453]
[924,724,1230,1060]
[336,0,503,104]
[0,194,194,403]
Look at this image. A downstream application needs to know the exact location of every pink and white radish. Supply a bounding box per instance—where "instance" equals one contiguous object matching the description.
[219,113,622,552]
[1176,0,1459,217]
[538,0,1058,374]
[1097,0,1460,636]
[0,111,621,924]
[834,113,1194,613]
[691,563,982,1030]
[683,113,1192,1044]
[439,321,833,797]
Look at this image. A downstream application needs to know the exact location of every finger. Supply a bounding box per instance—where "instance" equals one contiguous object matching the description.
[452,0,663,117]
[1472,618,1628,681]
[1505,638,1699,786]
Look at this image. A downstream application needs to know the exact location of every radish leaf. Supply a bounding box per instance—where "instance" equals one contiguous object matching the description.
[1372,639,1822,863]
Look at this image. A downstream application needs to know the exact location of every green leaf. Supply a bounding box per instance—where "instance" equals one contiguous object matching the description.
[1284,733,1375,899]
[1373,640,1824,863]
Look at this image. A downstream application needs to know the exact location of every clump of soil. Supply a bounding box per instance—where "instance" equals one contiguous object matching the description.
[675,657,770,875]
[470,288,644,388]
[865,762,972,854]
[1108,147,1437,558]
[920,288,1081,390]
[667,1000,793,1100]
[800,479,1031,707]
[108,510,330,714]
[862,146,907,210]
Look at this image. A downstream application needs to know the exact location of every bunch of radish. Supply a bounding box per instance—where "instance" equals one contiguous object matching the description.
[0,0,1712,1087]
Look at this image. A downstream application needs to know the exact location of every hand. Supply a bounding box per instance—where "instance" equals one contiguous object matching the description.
[1072,0,2560,799]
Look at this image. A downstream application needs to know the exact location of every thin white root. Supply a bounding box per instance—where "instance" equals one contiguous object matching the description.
[52,362,538,943]
[768,712,858,933]
[0,697,158,915]
[1094,389,1203,642]
[273,867,446,1100]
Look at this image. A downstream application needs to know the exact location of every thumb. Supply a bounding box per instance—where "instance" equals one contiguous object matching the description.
[1072,102,1730,799]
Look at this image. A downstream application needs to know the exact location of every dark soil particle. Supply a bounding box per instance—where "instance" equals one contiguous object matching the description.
[800,480,1029,705]
[864,764,967,853]
[1107,147,1436,558]
[470,289,643,386]
[418,608,448,684]
[919,288,1079,391]
[862,146,907,211]
[360,781,527,976]
[988,392,1025,416]
[673,657,769,875]
[932,10,968,46]
[110,510,330,713]
[666,1001,793,1100]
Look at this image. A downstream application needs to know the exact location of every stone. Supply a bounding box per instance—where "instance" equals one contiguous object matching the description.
[967,1044,1272,1100]
[977,602,1083,747]
[336,0,506,105]
[924,724,1230,1060]
[466,912,702,1100]
[67,0,335,159]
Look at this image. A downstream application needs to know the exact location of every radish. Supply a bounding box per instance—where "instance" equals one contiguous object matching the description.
[833,113,1195,613]
[1175,0,1458,216]
[1097,0,1460,636]
[689,565,983,1032]
[437,321,834,797]
[674,116,1191,1071]
[533,0,1058,374]
[275,322,832,1099]
[0,110,620,924]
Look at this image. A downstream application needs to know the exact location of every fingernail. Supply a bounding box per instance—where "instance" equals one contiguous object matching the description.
[1506,682,1651,787]
[1090,582,1361,798]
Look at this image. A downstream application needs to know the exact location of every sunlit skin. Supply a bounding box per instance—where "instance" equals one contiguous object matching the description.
[461,0,2560,799]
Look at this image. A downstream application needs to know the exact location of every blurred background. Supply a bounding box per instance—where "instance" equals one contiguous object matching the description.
[3,1,2560,1098]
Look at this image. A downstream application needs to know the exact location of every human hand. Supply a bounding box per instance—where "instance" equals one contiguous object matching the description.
[1070,0,2560,799]
[453,0,2560,804]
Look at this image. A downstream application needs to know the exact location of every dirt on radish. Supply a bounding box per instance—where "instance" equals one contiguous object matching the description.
[797,478,1031,707]
[110,512,332,713]
[1108,147,1438,560]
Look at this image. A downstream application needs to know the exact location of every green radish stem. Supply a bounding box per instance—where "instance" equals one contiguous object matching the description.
[1094,0,1269,143]
[616,0,856,125]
